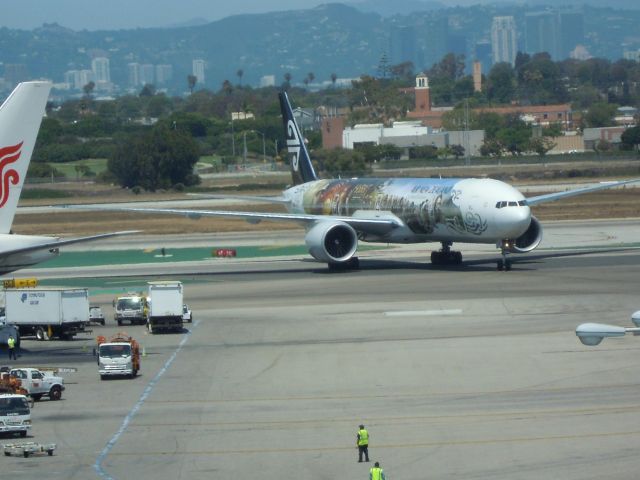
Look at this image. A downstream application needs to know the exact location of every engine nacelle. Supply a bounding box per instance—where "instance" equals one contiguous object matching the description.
[305,221,358,264]
[508,215,543,253]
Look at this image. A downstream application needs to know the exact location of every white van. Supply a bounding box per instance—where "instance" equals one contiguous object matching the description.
[0,394,31,437]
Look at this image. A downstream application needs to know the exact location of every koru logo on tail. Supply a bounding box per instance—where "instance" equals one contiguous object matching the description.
[0,142,23,208]
[286,120,301,172]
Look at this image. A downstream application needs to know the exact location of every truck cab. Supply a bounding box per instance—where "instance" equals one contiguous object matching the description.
[9,368,65,401]
[97,338,140,380]
[114,294,147,326]
[0,394,31,437]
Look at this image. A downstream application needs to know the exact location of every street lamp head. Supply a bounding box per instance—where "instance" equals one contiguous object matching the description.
[576,322,626,346]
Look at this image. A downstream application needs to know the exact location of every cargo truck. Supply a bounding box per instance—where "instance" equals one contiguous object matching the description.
[96,333,140,379]
[3,288,90,340]
[114,293,147,326]
[146,281,183,334]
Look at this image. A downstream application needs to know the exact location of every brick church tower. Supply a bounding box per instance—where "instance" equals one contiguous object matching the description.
[414,73,431,113]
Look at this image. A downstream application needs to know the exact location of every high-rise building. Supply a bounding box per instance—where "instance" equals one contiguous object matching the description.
[559,10,584,59]
[3,64,29,86]
[140,64,155,85]
[474,40,492,73]
[260,75,276,88]
[91,57,110,83]
[128,63,140,87]
[525,11,561,60]
[491,16,517,66]
[192,59,206,86]
[155,64,173,85]
[390,25,417,66]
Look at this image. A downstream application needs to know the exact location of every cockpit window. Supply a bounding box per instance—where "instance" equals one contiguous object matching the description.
[496,200,527,208]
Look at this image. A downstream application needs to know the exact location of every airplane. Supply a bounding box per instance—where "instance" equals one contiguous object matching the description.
[0,81,136,274]
[66,91,639,271]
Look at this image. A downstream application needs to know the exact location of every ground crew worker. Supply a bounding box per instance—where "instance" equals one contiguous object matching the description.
[370,461,385,480]
[7,335,17,360]
[357,424,369,462]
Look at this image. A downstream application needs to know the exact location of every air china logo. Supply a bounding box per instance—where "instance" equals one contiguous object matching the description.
[286,120,301,172]
[0,142,22,208]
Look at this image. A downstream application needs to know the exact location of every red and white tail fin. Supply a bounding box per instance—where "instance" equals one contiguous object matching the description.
[0,81,51,234]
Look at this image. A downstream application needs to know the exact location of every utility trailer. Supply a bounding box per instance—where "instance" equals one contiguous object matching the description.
[3,442,56,458]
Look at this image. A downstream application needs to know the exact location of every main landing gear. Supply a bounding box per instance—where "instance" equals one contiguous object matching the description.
[430,242,462,266]
[497,240,513,271]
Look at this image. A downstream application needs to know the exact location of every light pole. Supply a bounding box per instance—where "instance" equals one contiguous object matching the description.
[576,311,640,345]
[230,119,236,157]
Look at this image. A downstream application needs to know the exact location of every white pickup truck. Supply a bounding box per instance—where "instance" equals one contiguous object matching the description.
[10,368,65,401]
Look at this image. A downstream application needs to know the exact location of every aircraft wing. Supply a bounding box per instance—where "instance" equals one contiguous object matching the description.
[62,205,401,236]
[526,178,640,206]
[187,193,291,204]
[1,231,139,257]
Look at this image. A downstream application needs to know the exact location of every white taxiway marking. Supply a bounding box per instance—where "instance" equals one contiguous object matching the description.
[384,309,463,317]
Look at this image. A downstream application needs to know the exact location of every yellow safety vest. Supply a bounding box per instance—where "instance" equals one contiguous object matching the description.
[358,428,369,446]
[7,337,15,349]
[370,467,384,480]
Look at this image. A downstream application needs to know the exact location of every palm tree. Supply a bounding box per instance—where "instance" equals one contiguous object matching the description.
[187,74,197,94]
[222,79,233,95]
[283,72,292,91]
[236,69,244,86]
[330,73,337,87]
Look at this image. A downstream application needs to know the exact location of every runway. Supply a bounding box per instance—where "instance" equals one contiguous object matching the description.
[4,220,640,480]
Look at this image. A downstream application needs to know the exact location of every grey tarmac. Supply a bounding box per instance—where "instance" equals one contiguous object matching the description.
[3,220,640,480]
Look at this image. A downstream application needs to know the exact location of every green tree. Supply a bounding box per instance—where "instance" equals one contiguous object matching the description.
[187,74,197,94]
[621,125,640,150]
[236,69,244,86]
[108,123,200,191]
[314,148,369,177]
[486,63,516,104]
[583,102,617,128]
[529,137,556,157]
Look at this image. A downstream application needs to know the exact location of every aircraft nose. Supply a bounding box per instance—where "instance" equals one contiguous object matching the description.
[498,206,531,238]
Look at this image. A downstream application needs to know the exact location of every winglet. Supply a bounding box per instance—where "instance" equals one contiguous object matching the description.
[0,81,52,233]
[278,92,318,185]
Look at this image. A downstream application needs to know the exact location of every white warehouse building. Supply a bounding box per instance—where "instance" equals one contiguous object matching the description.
[342,121,484,156]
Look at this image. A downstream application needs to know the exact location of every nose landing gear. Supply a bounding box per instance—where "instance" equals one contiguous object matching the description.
[430,242,463,266]
[498,240,513,271]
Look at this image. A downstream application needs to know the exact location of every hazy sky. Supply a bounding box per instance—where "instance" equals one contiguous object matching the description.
[2,0,329,30]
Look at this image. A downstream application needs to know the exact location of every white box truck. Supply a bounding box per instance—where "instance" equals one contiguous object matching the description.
[146,281,183,334]
[3,288,90,340]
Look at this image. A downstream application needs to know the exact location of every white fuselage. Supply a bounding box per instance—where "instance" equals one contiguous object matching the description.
[284,177,532,244]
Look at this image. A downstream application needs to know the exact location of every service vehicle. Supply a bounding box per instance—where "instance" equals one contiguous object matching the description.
[9,368,65,401]
[97,333,140,379]
[3,442,56,457]
[114,293,146,326]
[89,305,105,325]
[182,304,192,323]
[147,281,183,333]
[3,287,90,341]
[0,394,31,437]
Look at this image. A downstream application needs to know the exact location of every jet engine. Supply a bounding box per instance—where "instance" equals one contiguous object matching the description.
[507,215,543,253]
[305,221,358,264]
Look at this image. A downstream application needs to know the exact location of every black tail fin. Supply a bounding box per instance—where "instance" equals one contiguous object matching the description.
[279,92,318,185]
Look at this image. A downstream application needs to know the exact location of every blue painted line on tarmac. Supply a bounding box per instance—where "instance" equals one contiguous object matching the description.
[94,321,199,479]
